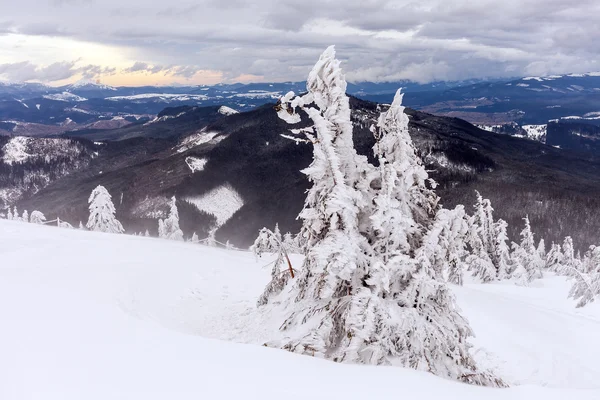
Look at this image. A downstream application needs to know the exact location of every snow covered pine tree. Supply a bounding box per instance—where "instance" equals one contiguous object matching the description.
[158,196,184,241]
[86,185,124,234]
[265,46,503,386]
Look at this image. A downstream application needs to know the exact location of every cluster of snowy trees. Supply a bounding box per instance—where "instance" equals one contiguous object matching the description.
[251,46,600,386]
[254,46,505,387]
[2,184,234,249]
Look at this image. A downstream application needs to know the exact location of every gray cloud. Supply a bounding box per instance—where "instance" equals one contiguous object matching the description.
[3,0,600,83]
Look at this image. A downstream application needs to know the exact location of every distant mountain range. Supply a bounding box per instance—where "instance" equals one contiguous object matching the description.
[3,74,600,153]
[4,97,600,252]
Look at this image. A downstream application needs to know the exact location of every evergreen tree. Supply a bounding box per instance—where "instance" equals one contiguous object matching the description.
[556,236,581,276]
[157,219,165,238]
[268,50,501,386]
[493,219,511,280]
[6,207,13,220]
[159,197,184,241]
[13,206,19,221]
[537,239,546,261]
[545,242,563,271]
[79,221,84,230]
[86,185,124,233]
[190,232,199,243]
[29,210,46,224]
[511,216,543,283]
[144,229,150,237]
[22,210,29,223]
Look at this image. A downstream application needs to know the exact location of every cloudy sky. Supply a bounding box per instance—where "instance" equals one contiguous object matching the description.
[1,0,599,86]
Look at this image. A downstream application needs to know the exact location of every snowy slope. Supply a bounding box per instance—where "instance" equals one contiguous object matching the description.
[1,220,600,399]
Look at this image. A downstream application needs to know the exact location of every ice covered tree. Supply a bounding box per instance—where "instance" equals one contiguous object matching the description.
[251,226,282,254]
[493,219,511,280]
[190,232,199,243]
[144,229,150,237]
[22,210,28,223]
[6,207,13,220]
[79,221,84,230]
[537,239,546,261]
[511,216,543,283]
[556,236,581,276]
[569,247,600,307]
[253,227,295,306]
[159,196,184,241]
[267,49,501,386]
[466,192,508,282]
[86,185,124,233]
[545,242,563,271]
[13,206,18,221]
[29,210,46,224]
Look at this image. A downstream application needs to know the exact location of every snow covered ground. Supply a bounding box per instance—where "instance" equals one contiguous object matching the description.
[1,220,600,399]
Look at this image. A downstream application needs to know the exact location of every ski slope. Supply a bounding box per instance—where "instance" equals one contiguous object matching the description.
[0,220,599,399]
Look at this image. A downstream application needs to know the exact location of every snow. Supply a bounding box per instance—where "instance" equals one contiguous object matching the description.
[476,124,502,132]
[522,124,547,143]
[522,77,544,82]
[1,220,600,399]
[185,156,208,172]
[69,78,116,91]
[2,136,31,165]
[106,93,208,102]
[218,105,239,115]
[184,184,244,225]
[43,92,88,102]
[35,104,40,110]
[516,83,529,87]
[175,131,226,153]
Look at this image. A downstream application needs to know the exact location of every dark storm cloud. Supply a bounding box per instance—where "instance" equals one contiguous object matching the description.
[3,0,600,83]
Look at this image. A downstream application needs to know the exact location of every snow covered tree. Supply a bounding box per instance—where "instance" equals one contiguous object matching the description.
[569,248,600,307]
[29,210,46,224]
[6,207,13,220]
[556,236,581,276]
[86,185,124,233]
[144,229,150,237]
[511,216,543,283]
[545,242,563,271]
[254,227,294,306]
[13,206,18,221]
[537,239,546,261]
[157,219,165,238]
[21,210,28,223]
[493,219,511,280]
[267,50,501,387]
[79,221,84,230]
[190,232,199,243]
[251,226,282,254]
[159,196,184,241]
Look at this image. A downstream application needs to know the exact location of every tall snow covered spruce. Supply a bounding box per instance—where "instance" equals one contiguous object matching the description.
[158,196,184,241]
[86,185,124,234]
[265,46,503,386]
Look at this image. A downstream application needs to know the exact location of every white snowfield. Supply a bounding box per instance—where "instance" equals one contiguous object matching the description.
[1,220,600,399]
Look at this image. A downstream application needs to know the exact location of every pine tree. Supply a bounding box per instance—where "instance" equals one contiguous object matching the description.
[537,239,546,261]
[546,242,563,271]
[86,185,124,233]
[29,210,46,224]
[268,51,501,386]
[157,219,165,238]
[6,207,13,220]
[511,216,543,283]
[466,192,504,282]
[144,229,150,237]
[79,221,84,230]
[254,227,294,306]
[556,236,581,276]
[493,219,511,279]
[159,196,184,241]
[13,206,19,221]
[190,232,199,243]
[22,210,29,223]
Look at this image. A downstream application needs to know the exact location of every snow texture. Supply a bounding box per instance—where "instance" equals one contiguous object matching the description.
[218,105,239,115]
[185,156,208,172]
[1,220,600,399]
[184,184,244,225]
